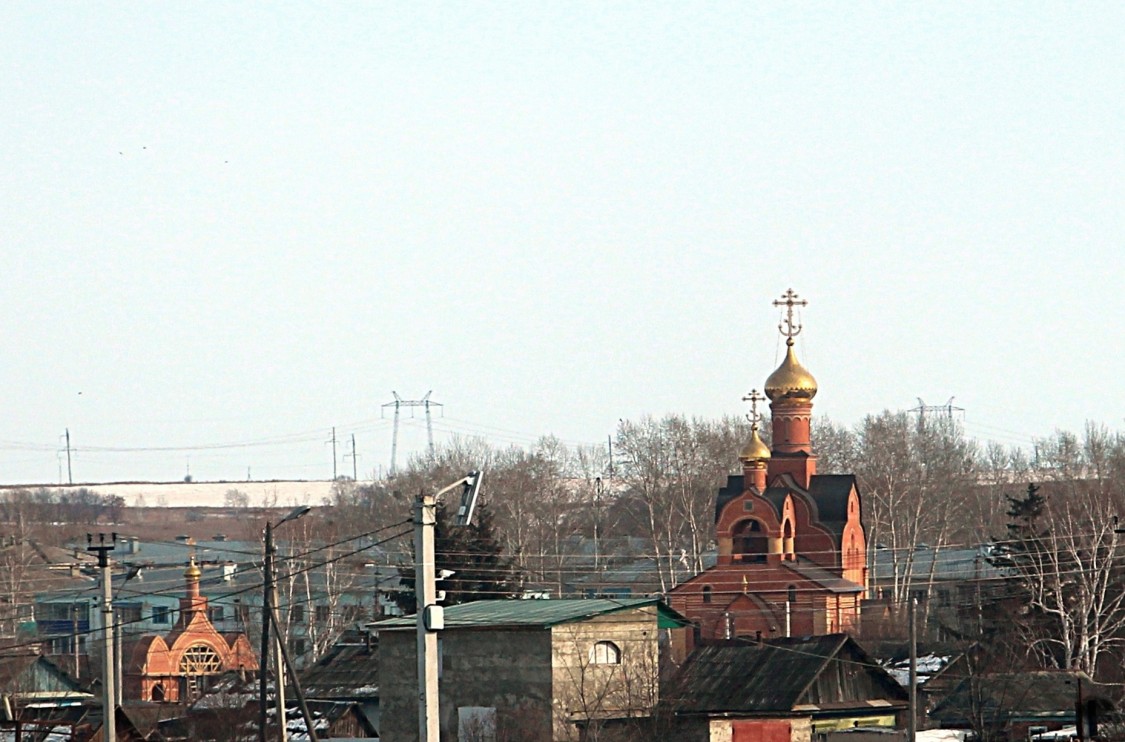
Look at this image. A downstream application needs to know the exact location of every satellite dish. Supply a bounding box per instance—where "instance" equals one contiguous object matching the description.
[454,470,484,527]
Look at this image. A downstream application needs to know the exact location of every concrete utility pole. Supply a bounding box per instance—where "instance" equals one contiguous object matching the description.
[87,533,116,742]
[413,472,483,742]
[414,493,439,742]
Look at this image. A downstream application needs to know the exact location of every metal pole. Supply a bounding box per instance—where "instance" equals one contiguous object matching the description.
[908,598,917,742]
[259,523,272,742]
[415,493,439,742]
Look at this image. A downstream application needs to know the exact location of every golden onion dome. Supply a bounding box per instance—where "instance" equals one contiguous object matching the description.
[184,559,202,581]
[764,339,818,403]
[738,426,771,463]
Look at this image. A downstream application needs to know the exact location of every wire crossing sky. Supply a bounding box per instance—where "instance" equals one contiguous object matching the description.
[2,3,1123,483]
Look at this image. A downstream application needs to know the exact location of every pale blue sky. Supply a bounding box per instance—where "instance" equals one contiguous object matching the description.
[3,3,1123,483]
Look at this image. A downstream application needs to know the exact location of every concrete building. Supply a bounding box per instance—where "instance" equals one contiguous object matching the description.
[372,598,687,742]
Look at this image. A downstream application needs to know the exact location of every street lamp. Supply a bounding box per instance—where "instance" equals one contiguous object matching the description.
[259,506,312,742]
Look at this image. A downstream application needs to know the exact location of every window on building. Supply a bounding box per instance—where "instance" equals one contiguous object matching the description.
[315,605,330,623]
[788,585,797,605]
[290,604,304,623]
[290,637,307,656]
[458,707,497,742]
[590,640,622,665]
[179,644,223,674]
[115,603,142,626]
[702,586,712,604]
[208,606,225,623]
[152,606,170,624]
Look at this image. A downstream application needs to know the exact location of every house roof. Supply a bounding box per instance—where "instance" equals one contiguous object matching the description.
[930,671,1113,724]
[870,545,1005,582]
[0,651,84,696]
[782,560,864,594]
[300,631,379,699]
[370,598,689,631]
[669,634,908,716]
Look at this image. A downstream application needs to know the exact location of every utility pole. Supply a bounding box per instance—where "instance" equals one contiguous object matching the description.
[414,492,439,742]
[271,558,287,742]
[326,428,337,481]
[908,597,918,742]
[607,435,613,478]
[413,472,483,742]
[259,525,272,742]
[343,435,359,481]
[87,533,116,742]
[260,507,311,742]
[65,429,73,485]
[350,434,357,481]
[382,392,443,476]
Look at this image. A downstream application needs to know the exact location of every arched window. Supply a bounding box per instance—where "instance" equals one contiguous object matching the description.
[151,683,165,702]
[590,641,621,665]
[702,585,712,604]
[732,519,768,563]
[179,644,223,675]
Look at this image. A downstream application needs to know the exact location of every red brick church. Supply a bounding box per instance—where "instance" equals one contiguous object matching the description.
[123,560,258,703]
[669,290,867,649]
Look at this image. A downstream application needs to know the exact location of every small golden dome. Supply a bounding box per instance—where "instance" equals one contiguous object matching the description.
[739,426,771,463]
[764,339,817,403]
[184,559,202,581]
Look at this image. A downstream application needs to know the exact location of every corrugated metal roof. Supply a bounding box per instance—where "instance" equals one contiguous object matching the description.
[370,598,688,631]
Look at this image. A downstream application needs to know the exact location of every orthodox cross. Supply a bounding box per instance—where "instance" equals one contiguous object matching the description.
[742,389,766,427]
[772,288,807,344]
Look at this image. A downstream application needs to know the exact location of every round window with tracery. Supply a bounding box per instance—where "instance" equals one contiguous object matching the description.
[179,644,223,675]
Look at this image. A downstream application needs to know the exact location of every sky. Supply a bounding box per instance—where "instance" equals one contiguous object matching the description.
[2,3,1124,485]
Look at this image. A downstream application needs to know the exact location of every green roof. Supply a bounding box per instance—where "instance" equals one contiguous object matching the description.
[371,598,689,631]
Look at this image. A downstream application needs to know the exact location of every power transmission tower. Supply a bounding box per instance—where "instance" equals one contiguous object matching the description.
[910,397,965,432]
[381,391,443,476]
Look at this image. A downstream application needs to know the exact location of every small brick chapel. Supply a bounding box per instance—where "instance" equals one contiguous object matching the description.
[123,559,258,703]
